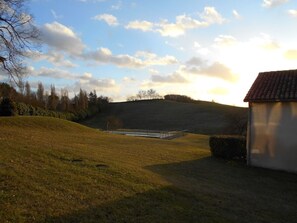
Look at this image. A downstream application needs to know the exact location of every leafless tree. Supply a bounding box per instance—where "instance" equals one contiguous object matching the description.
[0,0,39,83]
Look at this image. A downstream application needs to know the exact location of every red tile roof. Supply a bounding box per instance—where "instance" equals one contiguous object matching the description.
[244,69,297,102]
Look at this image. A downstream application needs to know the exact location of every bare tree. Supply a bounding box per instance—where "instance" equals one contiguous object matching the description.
[0,0,39,83]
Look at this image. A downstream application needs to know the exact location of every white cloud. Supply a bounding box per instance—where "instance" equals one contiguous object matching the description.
[200,7,225,24]
[151,72,189,83]
[214,35,237,47]
[40,22,85,55]
[32,67,117,91]
[123,76,136,82]
[288,9,297,17]
[249,33,280,50]
[92,14,119,26]
[208,87,229,95]
[186,57,204,66]
[82,48,178,68]
[125,6,225,37]
[182,61,238,82]
[29,51,76,68]
[262,0,289,8]
[111,1,122,10]
[125,20,154,32]
[51,9,63,19]
[232,10,241,19]
[32,67,77,79]
[284,49,297,59]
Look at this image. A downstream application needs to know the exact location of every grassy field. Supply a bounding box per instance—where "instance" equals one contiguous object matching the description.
[81,99,247,134]
[1,116,297,222]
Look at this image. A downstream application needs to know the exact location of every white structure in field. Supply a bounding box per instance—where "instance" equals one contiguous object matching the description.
[244,70,297,173]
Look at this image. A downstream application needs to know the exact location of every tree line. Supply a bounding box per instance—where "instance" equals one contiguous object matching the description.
[127,89,163,101]
[0,82,110,120]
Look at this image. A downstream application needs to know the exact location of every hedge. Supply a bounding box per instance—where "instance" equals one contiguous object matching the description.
[209,135,246,160]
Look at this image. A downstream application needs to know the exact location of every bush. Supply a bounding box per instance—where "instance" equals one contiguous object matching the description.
[0,98,16,116]
[209,135,246,160]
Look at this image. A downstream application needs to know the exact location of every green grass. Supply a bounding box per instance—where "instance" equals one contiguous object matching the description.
[1,116,297,222]
[80,99,247,134]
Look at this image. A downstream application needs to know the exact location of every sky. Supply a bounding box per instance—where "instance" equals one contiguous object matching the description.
[10,0,297,106]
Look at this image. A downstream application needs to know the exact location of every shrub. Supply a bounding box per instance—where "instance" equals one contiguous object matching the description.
[0,98,16,116]
[209,135,246,160]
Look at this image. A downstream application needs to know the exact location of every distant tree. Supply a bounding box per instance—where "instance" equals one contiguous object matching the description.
[78,88,88,110]
[73,94,79,110]
[128,89,162,101]
[126,96,137,101]
[25,81,31,99]
[88,90,97,106]
[36,82,44,105]
[18,80,25,95]
[48,85,59,110]
[164,94,194,103]
[136,90,147,100]
[59,88,70,112]
[0,0,39,83]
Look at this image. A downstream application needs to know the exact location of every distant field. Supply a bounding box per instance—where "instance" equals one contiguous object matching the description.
[80,100,248,134]
[1,116,296,222]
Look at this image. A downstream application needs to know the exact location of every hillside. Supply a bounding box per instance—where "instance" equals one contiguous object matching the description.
[1,117,297,222]
[81,99,248,134]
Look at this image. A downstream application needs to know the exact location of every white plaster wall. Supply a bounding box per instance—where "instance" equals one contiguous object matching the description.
[250,102,297,173]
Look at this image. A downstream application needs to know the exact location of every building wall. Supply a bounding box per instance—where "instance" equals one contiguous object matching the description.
[249,102,297,173]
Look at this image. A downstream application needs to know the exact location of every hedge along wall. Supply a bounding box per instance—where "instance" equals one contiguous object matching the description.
[209,135,246,160]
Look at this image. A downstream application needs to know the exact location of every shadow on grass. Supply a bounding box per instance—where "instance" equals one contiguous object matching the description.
[43,186,217,223]
[43,157,297,223]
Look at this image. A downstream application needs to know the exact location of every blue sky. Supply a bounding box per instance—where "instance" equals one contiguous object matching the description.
[12,0,297,106]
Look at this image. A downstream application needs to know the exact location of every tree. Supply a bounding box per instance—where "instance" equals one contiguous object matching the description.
[0,0,39,82]
[36,82,44,106]
[59,88,70,112]
[48,85,59,110]
[24,81,30,98]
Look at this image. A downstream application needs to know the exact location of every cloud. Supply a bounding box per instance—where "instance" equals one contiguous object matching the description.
[40,22,85,55]
[111,1,122,10]
[208,87,229,95]
[125,20,154,32]
[200,7,225,24]
[32,67,77,79]
[29,51,77,68]
[123,76,136,82]
[214,35,237,47]
[262,0,289,8]
[183,61,238,82]
[288,9,297,17]
[250,34,280,50]
[79,0,106,3]
[134,51,178,65]
[284,49,297,59]
[232,10,241,19]
[82,48,178,68]
[186,57,204,66]
[92,14,119,26]
[32,67,116,91]
[51,9,63,19]
[151,72,189,83]
[83,48,143,68]
[125,6,225,37]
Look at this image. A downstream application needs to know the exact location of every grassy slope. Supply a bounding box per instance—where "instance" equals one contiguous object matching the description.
[0,117,296,223]
[81,100,247,134]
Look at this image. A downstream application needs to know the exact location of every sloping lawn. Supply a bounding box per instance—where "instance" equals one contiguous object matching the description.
[0,117,296,222]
